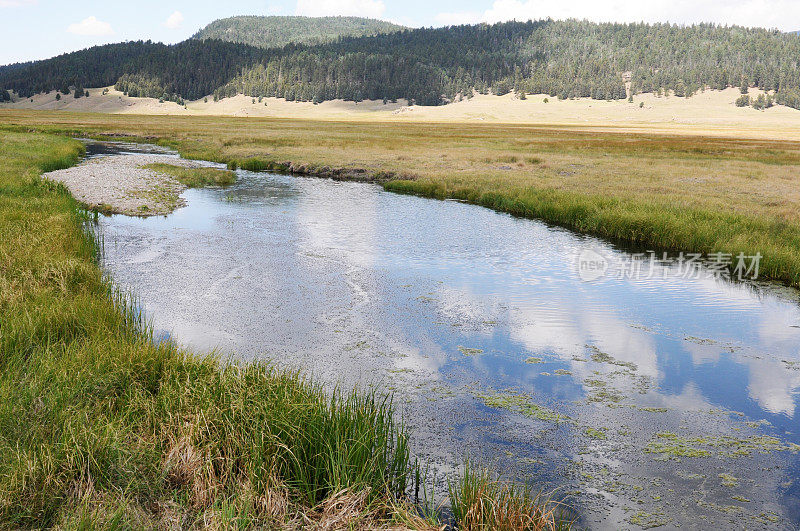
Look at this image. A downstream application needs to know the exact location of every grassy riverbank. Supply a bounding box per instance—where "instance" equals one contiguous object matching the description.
[143,163,237,187]
[0,129,568,528]
[0,131,412,528]
[3,109,800,286]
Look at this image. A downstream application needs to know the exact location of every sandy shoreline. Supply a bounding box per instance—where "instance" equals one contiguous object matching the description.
[44,153,204,216]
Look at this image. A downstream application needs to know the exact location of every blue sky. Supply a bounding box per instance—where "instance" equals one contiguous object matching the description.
[3,0,800,65]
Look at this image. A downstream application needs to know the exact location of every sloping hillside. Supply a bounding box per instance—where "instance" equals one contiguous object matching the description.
[2,19,800,109]
[192,16,405,48]
[0,40,268,101]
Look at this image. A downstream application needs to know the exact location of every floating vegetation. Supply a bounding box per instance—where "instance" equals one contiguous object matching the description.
[676,471,705,480]
[645,432,800,461]
[344,340,369,351]
[758,512,781,523]
[554,369,572,376]
[718,473,739,487]
[475,390,571,423]
[697,500,744,515]
[525,357,543,364]
[428,385,456,399]
[587,345,638,371]
[782,360,800,371]
[633,374,653,394]
[458,346,484,356]
[644,432,712,460]
[628,510,672,529]
[584,378,625,404]
[684,336,716,345]
[585,427,608,440]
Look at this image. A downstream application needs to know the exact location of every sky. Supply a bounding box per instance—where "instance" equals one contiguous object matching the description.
[2,0,800,65]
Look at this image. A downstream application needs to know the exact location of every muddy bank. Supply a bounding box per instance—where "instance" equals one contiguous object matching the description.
[44,153,205,216]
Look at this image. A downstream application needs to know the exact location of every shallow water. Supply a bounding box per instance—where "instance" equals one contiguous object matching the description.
[90,142,800,529]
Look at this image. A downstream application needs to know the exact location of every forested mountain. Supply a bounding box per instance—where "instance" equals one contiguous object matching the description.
[0,40,268,101]
[3,18,800,109]
[193,16,405,48]
[214,20,800,106]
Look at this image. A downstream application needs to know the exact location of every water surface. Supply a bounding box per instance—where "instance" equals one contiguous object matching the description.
[92,142,800,529]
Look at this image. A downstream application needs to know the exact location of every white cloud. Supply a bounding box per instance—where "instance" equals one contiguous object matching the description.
[295,0,386,18]
[67,16,114,36]
[164,10,184,29]
[0,0,36,6]
[438,0,800,32]
[435,11,483,26]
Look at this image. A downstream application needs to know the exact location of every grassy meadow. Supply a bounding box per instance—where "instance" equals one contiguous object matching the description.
[0,125,569,528]
[3,109,800,286]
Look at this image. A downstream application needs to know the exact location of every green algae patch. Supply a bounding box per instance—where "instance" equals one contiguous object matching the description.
[554,369,572,376]
[684,336,717,345]
[628,510,672,529]
[585,427,608,440]
[476,390,571,423]
[708,435,800,457]
[458,346,484,356]
[587,345,638,371]
[644,432,711,460]
[718,473,739,488]
[584,378,625,404]
[697,500,744,515]
[525,357,543,364]
[645,432,800,461]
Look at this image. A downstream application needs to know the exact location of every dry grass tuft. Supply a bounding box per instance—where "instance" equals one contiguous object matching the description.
[449,464,570,531]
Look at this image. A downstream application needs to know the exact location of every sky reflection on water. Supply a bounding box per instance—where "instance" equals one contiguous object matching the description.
[91,142,800,529]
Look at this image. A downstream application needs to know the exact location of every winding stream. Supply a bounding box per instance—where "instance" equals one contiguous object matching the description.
[91,141,800,529]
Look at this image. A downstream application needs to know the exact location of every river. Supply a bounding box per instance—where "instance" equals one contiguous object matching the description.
[90,141,800,529]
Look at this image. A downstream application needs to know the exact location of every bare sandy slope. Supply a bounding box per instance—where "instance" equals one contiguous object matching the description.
[3,86,800,139]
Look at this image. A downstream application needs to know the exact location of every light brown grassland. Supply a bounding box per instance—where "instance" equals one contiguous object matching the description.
[3,109,800,286]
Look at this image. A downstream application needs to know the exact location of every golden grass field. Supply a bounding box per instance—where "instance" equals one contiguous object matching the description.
[3,86,800,140]
[2,108,800,286]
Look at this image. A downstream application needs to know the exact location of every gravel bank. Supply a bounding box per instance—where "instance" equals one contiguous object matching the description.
[44,154,205,216]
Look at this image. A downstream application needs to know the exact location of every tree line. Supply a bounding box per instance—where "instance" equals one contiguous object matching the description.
[3,19,800,109]
[0,40,268,101]
[193,15,404,49]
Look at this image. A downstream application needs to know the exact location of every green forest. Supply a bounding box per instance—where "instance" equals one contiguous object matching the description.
[2,19,800,108]
[193,15,405,48]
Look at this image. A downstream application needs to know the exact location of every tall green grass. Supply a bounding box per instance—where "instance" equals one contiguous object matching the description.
[448,463,571,531]
[384,179,800,287]
[0,132,415,528]
[143,163,237,187]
